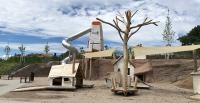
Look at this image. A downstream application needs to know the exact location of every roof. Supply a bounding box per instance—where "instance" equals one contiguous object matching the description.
[82,48,116,58]
[133,45,200,57]
[48,63,79,78]
[113,55,135,67]
[134,62,152,75]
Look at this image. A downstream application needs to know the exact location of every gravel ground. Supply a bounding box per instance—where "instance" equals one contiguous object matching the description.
[0,77,199,103]
[0,78,23,96]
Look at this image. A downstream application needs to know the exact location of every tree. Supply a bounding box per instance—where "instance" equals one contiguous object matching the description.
[97,10,158,91]
[18,44,26,63]
[178,25,200,45]
[44,42,50,55]
[162,10,175,59]
[4,43,11,60]
[44,42,50,62]
[162,9,175,46]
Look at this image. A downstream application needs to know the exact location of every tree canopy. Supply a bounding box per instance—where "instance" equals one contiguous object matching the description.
[178,25,200,45]
[162,10,175,46]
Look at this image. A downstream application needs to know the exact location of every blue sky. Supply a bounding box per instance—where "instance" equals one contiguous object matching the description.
[0,0,200,57]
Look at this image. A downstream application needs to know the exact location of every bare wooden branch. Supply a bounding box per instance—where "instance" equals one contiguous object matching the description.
[128,26,142,39]
[96,18,119,31]
[96,18,125,42]
[128,18,159,39]
[113,18,125,42]
[130,18,159,29]
[118,30,124,42]
[117,11,126,24]
[117,11,124,20]
[113,18,126,33]
[116,17,125,24]
[131,10,138,17]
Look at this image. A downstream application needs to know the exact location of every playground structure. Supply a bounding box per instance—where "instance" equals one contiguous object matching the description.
[17,20,199,96]
[48,21,109,88]
[61,21,104,64]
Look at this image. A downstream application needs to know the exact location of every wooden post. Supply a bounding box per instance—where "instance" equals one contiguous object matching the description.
[72,53,76,74]
[85,59,87,79]
[193,50,198,72]
[20,77,22,83]
[134,76,138,89]
[81,59,85,79]
[89,58,92,80]
[72,77,75,86]
[25,77,27,83]
[111,78,116,90]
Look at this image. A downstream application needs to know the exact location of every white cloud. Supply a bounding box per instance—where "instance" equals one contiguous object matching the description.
[0,0,199,47]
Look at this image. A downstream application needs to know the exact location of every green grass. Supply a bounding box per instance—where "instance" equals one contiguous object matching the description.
[0,62,19,75]
[0,52,73,75]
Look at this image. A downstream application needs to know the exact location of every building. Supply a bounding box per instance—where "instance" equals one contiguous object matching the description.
[48,63,84,88]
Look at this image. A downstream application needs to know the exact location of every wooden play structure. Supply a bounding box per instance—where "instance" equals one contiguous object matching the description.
[48,21,116,89]
[48,63,83,88]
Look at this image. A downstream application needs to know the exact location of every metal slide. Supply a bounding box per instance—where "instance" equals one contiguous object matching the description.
[61,28,91,64]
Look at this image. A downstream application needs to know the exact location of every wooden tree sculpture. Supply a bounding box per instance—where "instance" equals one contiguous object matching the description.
[97,10,158,92]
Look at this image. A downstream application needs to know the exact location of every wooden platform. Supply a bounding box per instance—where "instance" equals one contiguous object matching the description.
[111,87,138,96]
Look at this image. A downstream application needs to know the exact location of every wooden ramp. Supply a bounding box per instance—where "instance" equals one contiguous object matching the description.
[111,87,138,96]
[12,86,76,92]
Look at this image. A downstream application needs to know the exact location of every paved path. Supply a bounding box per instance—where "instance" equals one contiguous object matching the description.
[0,79,23,96]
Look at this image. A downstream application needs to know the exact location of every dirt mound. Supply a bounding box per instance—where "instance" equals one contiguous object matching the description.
[151,59,197,82]
[84,59,114,80]
[175,76,193,89]
[12,61,60,77]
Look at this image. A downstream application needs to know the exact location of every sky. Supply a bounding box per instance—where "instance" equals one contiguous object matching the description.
[0,0,200,58]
